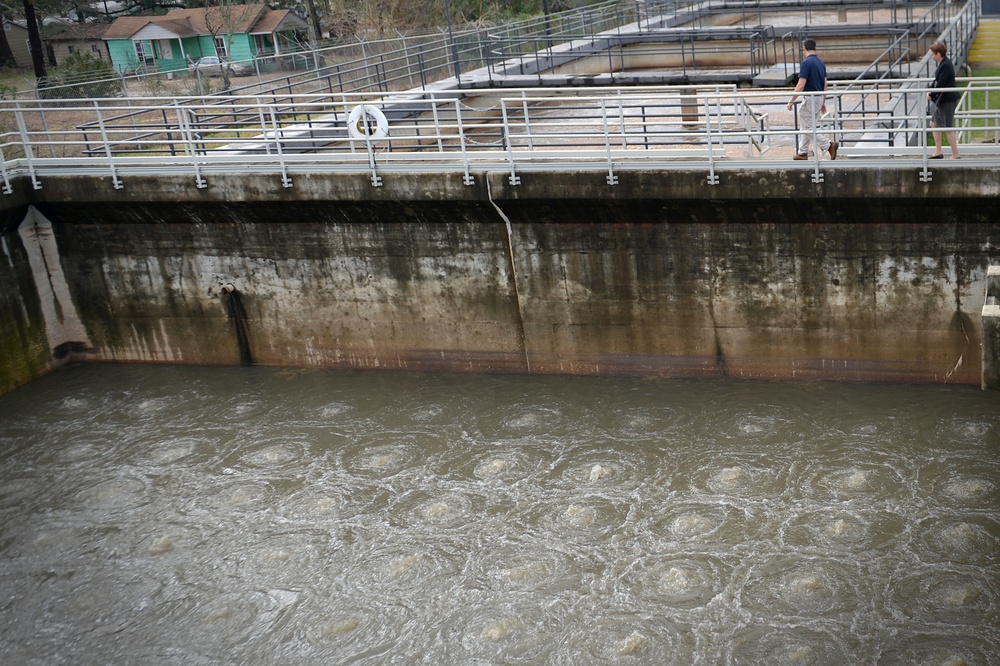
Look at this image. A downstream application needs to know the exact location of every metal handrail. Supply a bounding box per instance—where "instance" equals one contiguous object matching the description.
[3,80,998,194]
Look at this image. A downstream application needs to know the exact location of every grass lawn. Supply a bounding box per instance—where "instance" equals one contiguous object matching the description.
[965,66,1000,142]
[0,68,40,98]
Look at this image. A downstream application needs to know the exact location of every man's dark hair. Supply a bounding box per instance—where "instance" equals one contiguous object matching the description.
[803,39,816,51]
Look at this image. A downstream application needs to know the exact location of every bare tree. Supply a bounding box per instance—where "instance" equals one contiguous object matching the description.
[202,1,260,91]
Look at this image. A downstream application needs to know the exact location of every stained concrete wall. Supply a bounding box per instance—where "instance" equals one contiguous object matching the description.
[0,227,50,395]
[1,167,998,393]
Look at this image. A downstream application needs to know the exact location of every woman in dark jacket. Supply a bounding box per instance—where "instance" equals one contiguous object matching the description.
[928,41,960,159]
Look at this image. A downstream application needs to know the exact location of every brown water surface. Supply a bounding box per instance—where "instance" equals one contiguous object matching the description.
[0,364,996,664]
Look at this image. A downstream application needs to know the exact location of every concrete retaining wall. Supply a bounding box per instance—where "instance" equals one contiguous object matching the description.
[1,167,998,394]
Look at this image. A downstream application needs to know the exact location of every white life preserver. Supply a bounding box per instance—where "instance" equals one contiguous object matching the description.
[347,104,389,141]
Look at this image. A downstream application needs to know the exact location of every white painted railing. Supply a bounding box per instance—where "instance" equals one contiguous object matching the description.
[1,78,999,193]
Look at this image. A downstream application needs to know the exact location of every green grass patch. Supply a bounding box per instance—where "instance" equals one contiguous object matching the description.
[964,67,1000,140]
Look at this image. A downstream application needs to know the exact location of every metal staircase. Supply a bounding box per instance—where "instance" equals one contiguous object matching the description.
[969,19,1000,68]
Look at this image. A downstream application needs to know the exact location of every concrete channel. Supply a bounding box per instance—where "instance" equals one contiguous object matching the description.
[1,0,999,394]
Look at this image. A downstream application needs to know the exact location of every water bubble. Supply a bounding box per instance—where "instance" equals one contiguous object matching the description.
[60,397,88,411]
[589,464,616,481]
[78,474,151,513]
[670,511,714,537]
[844,470,868,488]
[147,536,173,555]
[942,583,980,607]
[625,555,731,609]
[239,442,303,468]
[730,626,853,665]
[480,618,516,641]
[136,398,167,413]
[319,402,352,418]
[660,567,690,592]
[880,632,998,666]
[562,503,597,528]
[893,571,996,624]
[945,478,994,500]
[713,466,745,485]
[316,617,361,636]
[423,501,452,519]
[344,444,416,478]
[506,561,548,583]
[205,480,271,511]
[147,439,198,464]
[912,517,1000,566]
[741,558,858,617]
[618,631,647,655]
[476,458,510,477]
[389,554,422,579]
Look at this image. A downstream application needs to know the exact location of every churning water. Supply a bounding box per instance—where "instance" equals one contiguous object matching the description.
[0,364,997,664]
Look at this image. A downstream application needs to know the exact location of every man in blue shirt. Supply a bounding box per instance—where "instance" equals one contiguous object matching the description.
[786,39,837,160]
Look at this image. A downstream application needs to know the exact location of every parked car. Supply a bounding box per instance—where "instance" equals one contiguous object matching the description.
[187,56,255,77]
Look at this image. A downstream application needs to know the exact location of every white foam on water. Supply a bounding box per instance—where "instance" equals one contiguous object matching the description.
[315,617,361,636]
[940,583,981,607]
[945,478,994,500]
[240,442,302,468]
[319,402,351,418]
[423,501,452,519]
[506,561,548,583]
[480,618,516,641]
[713,466,745,486]
[562,503,597,528]
[619,631,648,655]
[475,458,510,478]
[588,463,616,481]
[389,554,422,579]
[60,397,88,411]
[147,536,173,555]
[670,512,714,537]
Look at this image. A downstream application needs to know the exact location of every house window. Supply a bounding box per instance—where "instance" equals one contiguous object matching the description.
[91,44,99,53]
[68,45,76,53]
[134,40,153,66]
[214,36,227,57]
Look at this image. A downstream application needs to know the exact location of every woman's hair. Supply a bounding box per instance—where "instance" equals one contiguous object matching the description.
[930,42,947,56]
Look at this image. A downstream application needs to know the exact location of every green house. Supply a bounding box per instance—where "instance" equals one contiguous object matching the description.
[102,3,309,74]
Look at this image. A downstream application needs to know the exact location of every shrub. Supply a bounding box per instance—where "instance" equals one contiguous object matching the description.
[38,52,124,100]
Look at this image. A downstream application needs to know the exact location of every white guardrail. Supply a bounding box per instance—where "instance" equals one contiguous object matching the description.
[1,78,999,192]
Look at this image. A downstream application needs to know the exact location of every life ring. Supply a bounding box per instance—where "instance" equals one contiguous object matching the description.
[347,104,389,140]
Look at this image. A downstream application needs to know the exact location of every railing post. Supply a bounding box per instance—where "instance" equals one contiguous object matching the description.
[93,100,123,190]
[262,97,292,188]
[982,266,1000,390]
[501,99,520,186]
[454,99,474,186]
[174,101,207,189]
[600,99,618,186]
[14,103,41,190]
[0,144,12,194]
